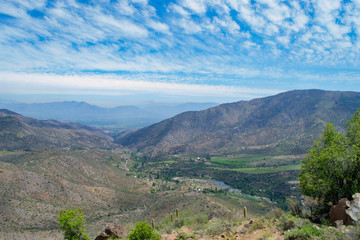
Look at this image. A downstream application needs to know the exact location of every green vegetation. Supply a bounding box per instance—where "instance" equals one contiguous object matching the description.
[128,221,161,240]
[300,110,360,208]
[233,164,300,174]
[58,208,89,240]
[210,155,268,168]
[0,150,21,155]
[285,223,324,240]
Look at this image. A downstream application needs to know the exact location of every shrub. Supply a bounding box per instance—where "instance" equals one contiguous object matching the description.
[248,220,264,232]
[177,232,195,240]
[128,221,161,240]
[277,214,310,232]
[299,110,360,209]
[58,208,89,240]
[206,221,232,236]
[285,224,323,240]
[319,224,360,240]
[157,208,210,232]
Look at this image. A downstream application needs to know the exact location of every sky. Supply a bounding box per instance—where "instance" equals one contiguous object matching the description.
[1,0,360,107]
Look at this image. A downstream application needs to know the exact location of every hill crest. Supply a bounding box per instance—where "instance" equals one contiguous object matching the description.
[117,89,360,156]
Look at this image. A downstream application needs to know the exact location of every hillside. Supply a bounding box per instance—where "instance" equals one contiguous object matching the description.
[0,109,115,150]
[0,112,276,239]
[117,90,360,156]
[0,149,275,239]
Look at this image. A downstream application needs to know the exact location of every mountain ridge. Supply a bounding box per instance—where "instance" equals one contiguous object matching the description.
[0,109,115,150]
[0,100,219,129]
[116,89,360,156]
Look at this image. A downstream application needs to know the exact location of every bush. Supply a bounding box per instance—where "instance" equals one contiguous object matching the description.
[285,224,323,240]
[319,224,360,240]
[278,214,310,232]
[299,110,360,208]
[58,208,89,240]
[177,232,195,240]
[157,208,210,232]
[128,221,161,240]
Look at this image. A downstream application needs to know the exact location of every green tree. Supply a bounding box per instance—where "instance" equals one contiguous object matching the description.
[128,221,161,240]
[299,110,360,208]
[58,208,89,240]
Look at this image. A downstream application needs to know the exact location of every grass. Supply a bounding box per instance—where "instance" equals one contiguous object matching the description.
[208,154,302,174]
[0,150,22,155]
[210,155,269,168]
[147,160,176,165]
[233,164,301,174]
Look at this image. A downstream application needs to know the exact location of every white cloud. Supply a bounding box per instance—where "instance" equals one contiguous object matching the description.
[96,14,149,38]
[313,0,350,39]
[116,1,136,16]
[0,72,281,98]
[180,0,207,15]
[147,20,171,34]
[1,0,360,96]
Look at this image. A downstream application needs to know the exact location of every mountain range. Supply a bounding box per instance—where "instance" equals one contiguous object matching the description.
[117,89,360,157]
[0,109,114,150]
[0,100,218,129]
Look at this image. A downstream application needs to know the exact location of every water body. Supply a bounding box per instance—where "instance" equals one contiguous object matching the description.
[209,179,273,203]
[209,179,242,195]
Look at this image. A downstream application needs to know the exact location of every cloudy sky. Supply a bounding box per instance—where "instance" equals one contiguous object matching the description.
[1,0,360,106]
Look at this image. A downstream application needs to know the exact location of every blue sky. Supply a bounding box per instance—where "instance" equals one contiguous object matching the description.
[1,0,360,106]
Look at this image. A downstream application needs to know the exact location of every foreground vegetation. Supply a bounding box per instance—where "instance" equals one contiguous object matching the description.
[58,206,360,240]
[300,110,360,210]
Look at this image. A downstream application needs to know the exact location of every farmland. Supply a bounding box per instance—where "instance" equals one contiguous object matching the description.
[136,153,303,208]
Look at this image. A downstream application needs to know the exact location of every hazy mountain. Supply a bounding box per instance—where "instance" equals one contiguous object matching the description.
[0,101,158,129]
[117,90,360,156]
[0,109,115,150]
[0,100,218,129]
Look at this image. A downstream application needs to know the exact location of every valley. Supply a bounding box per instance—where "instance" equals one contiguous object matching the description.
[0,149,275,239]
[135,154,300,208]
[1,89,360,239]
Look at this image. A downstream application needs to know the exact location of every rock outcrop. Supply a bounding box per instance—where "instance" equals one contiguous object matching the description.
[346,193,360,224]
[329,198,353,226]
[95,223,125,240]
[330,193,360,226]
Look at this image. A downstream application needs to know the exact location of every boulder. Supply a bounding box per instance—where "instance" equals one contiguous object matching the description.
[95,223,124,240]
[329,198,352,226]
[346,193,360,224]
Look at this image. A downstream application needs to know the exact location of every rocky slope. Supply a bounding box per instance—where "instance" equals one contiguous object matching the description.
[117,90,360,156]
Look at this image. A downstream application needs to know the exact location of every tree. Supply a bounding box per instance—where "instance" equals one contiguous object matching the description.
[128,221,161,240]
[299,110,360,209]
[58,208,89,240]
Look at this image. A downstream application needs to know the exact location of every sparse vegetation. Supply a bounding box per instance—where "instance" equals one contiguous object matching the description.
[285,223,324,240]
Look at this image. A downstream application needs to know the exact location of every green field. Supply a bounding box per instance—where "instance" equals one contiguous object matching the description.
[0,150,22,155]
[233,164,301,174]
[210,155,269,168]
[209,155,302,174]
[148,160,176,165]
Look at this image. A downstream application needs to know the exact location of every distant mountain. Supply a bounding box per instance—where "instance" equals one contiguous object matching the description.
[0,101,158,129]
[0,109,115,150]
[117,90,360,156]
[0,100,219,129]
